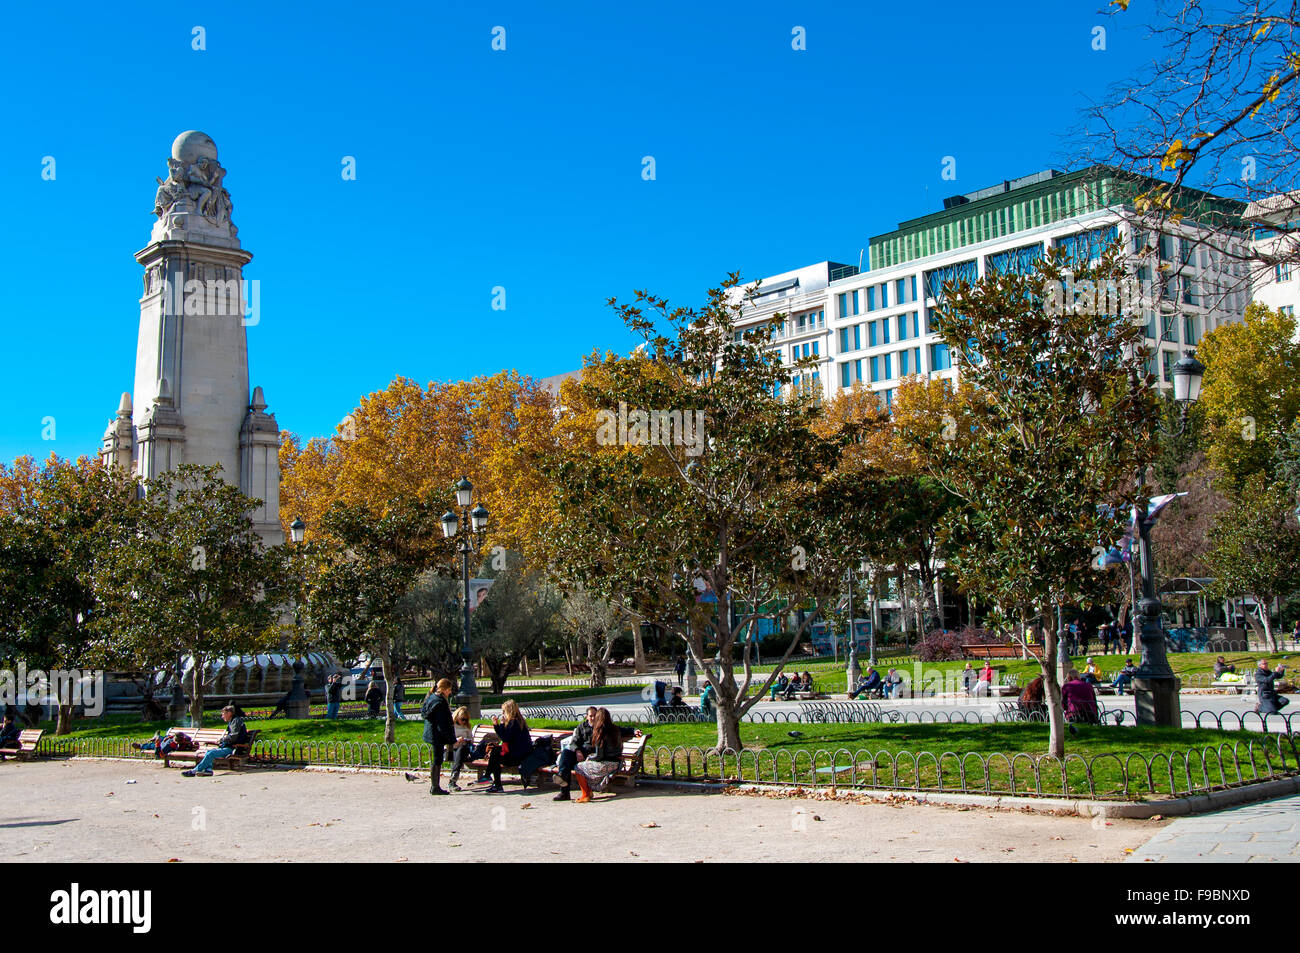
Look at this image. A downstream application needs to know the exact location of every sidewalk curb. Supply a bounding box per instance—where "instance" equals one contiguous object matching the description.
[640,776,1300,818]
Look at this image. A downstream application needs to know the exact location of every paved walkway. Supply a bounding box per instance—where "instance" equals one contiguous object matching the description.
[1,760,1151,863]
[1127,793,1300,863]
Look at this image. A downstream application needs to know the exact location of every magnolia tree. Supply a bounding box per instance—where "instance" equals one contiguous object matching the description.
[542,275,888,751]
[0,456,140,733]
[93,465,295,728]
[900,248,1159,758]
[307,498,447,743]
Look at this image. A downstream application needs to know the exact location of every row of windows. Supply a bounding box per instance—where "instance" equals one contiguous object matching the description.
[837,312,923,352]
[837,276,921,319]
[871,179,1117,269]
[839,347,926,386]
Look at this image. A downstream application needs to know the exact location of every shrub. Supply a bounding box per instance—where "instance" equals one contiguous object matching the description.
[914,625,1007,662]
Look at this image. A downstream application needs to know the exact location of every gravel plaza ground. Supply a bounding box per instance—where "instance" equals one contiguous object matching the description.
[2,759,1160,863]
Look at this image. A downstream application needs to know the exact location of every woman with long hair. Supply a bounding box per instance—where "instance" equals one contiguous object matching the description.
[572,708,623,803]
[484,699,534,793]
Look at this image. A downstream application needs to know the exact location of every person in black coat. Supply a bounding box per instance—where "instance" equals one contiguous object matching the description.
[421,678,457,795]
[484,700,534,793]
[1255,659,1290,716]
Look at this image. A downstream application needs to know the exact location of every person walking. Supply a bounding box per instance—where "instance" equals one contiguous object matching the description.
[674,656,686,686]
[420,678,457,795]
[1255,659,1290,717]
[325,673,343,719]
[390,677,407,722]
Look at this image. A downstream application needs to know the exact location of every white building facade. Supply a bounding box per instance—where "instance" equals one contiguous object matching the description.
[740,167,1251,405]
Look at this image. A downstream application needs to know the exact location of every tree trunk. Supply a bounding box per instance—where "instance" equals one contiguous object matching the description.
[632,624,647,674]
[56,703,73,736]
[1042,626,1066,759]
[713,690,744,752]
[380,636,396,745]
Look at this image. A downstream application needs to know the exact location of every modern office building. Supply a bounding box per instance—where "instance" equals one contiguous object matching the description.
[1246,190,1300,323]
[738,166,1251,405]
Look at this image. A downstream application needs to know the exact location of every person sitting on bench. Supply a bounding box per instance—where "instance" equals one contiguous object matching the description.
[447,705,477,787]
[484,700,534,793]
[1062,671,1099,729]
[1213,656,1236,678]
[555,707,643,801]
[770,674,789,701]
[1111,659,1138,695]
[0,712,22,750]
[881,669,903,699]
[572,708,628,803]
[651,680,669,715]
[850,667,882,699]
[1081,658,1102,687]
[782,674,800,700]
[800,672,814,692]
[181,704,249,777]
[1018,675,1046,719]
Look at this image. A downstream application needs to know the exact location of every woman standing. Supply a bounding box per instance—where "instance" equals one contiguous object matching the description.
[572,708,625,803]
[485,699,534,793]
[420,678,456,796]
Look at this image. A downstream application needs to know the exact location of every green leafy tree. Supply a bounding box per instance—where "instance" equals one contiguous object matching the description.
[1198,304,1300,495]
[901,247,1159,757]
[1205,474,1300,651]
[93,465,294,728]
[0,455,140,733]
[472,564,559,694]
[558,584,626,688]
[307,498,446,743]
[542,275,887,751]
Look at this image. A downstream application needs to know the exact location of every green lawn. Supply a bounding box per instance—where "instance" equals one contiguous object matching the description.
[39,709,1297,801]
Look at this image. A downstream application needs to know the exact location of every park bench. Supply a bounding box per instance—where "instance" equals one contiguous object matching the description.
[464,725,650,789]
[162,727,260,770]
[0,728,44,760]
[962,643,1044,660]
[1210,678,1255,694]
[464,724,573,786]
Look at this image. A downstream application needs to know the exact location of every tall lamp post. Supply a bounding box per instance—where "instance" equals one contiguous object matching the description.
[1131,353,1204,727]
[283,517,311,718]
[441,477,488,718]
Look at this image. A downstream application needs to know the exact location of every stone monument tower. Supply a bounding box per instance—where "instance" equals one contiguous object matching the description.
[100,131,282,544]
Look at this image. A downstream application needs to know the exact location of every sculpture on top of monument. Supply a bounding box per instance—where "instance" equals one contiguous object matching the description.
[151,130,234,228]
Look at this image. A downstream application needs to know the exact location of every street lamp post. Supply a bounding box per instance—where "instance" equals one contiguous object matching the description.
[441,477,489,718]
[1131,353,1204,727]
[284,517,311,719]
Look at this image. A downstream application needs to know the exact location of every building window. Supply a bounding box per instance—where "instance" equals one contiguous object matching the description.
[930,342,951,371]
[1277,263,1293,283]
[879,283,889,309]
[900,349,910,376]
[869,322,878,348]
[867,287,877,312]
[870,356,880,383]
[881,319,891,345]
[840,362,851,388]
[839,328,850,351]
[1283,305,1296,318]
[884,354,893,380]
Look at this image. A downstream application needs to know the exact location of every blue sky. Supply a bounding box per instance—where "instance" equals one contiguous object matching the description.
[0,1,1154,462]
